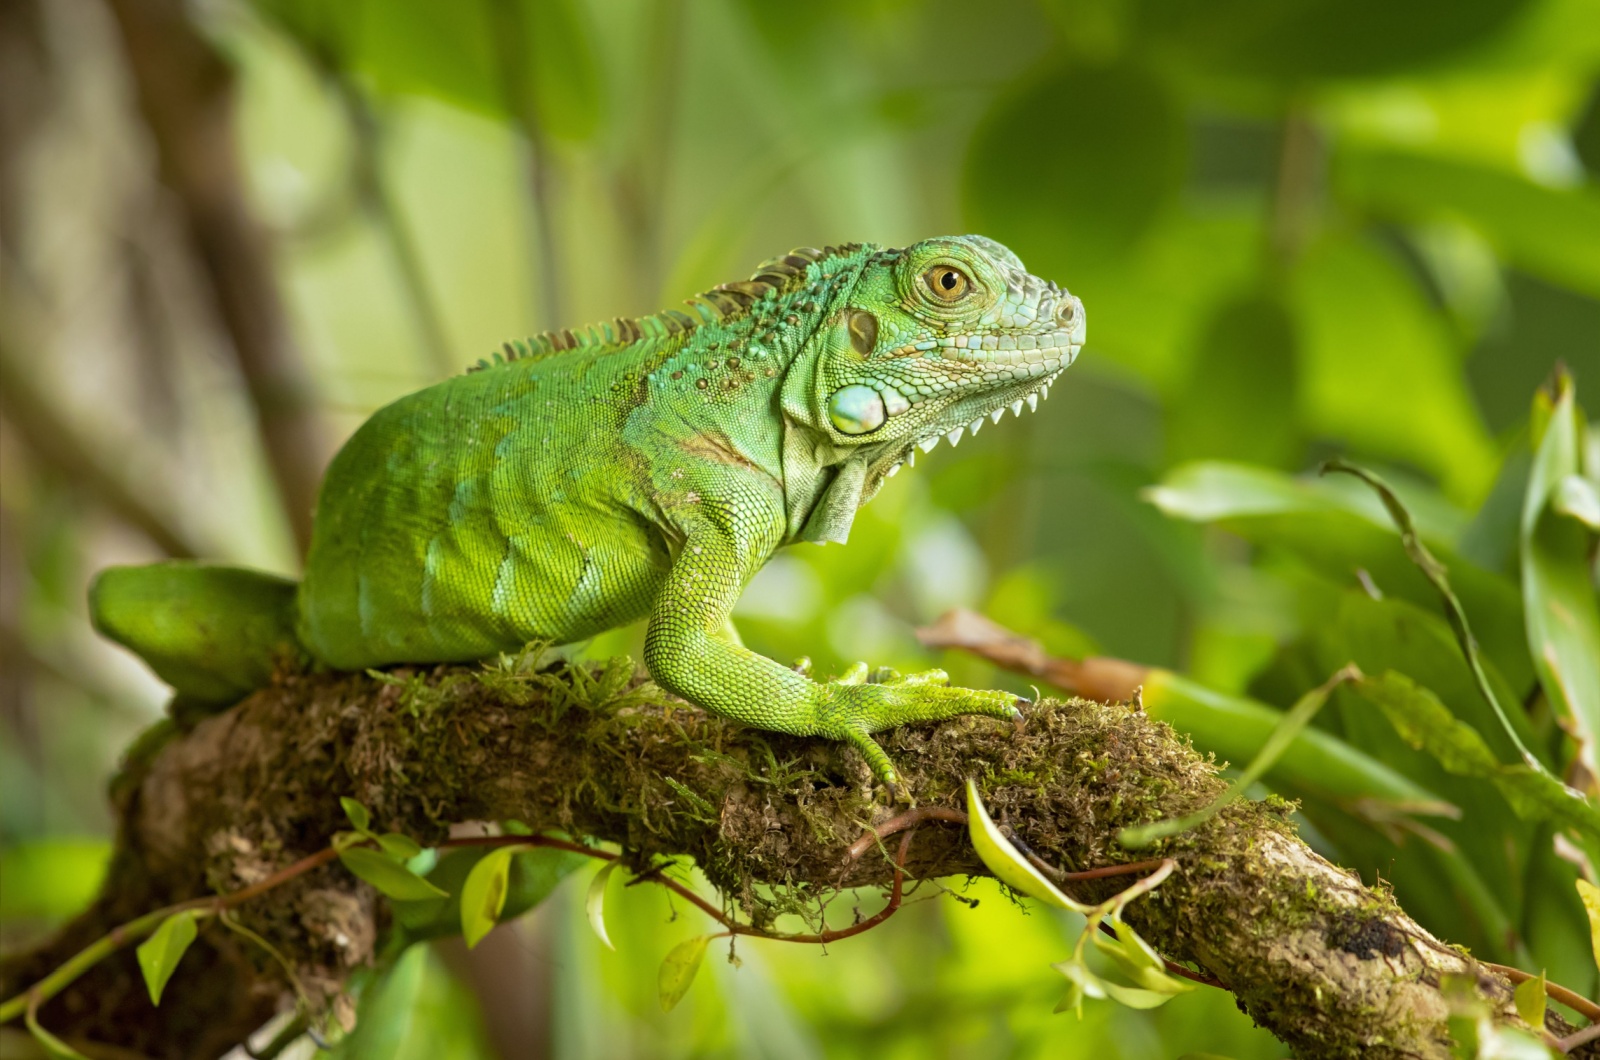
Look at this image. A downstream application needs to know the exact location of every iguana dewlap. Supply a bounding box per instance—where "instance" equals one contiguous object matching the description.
[91,235,1084,790]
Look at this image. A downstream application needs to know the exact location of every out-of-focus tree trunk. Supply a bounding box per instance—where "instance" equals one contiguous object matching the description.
[101,0,327,554]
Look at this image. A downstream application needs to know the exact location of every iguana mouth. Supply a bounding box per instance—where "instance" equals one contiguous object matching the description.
[879,363,1072,478]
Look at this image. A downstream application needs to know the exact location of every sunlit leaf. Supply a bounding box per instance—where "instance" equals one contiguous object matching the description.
[1522,375,1600,772]
[460,844,531,949]
[1554,475,1600,530]
[587,860,622,950]
[657,934,713,1012]
[340,797,371,834]
[1578,879,1600,972]
[136,909,201,1006]
[1121,665,1359,848]
[339,847,449,900]
[965,779,1089,912]
[392,843,586,941]
[964,61,1185,272]
[1102,979,1184,1009]
[1513,970,1546,1030]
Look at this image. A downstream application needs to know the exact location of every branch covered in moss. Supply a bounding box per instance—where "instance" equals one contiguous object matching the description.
[1,658,1587,1059]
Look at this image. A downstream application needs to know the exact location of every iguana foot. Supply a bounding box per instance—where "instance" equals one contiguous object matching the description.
[817,666,1024,795]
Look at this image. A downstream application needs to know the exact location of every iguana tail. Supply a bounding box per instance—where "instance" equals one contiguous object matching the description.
[89,562,301,710]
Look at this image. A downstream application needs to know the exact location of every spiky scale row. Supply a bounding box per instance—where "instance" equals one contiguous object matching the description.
[468,244,864,373]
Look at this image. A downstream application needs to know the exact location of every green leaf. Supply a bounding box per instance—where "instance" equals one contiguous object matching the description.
[1578,879,1600,973]
[340,847,449,901]
[1138,0,1530,80]
[1290,234,1498,501]
[1353,671,1600,837]
[657,934,713,1012]
[965,779,1090,912]
[1139,668,1444,806]
[1167,292,1300,469]
[1121,665,1360,848]
[25,1005,90,1059]
[0,839,112,921]
[1522,376,1600,772]
[340,797,371,834]
[586,860,622,950]
[1513,971,1546,1030]
[1146,461,1528,687]
[391,843,587,942]
[1324,459,1543,770]
[136,909,201,1006]
[964,61,1185,272]
[376,833,423,861]
[460,844,532,949]
[1554,474,1600,530]
[1336,149,1600,299]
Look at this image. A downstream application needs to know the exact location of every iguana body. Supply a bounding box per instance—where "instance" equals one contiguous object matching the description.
[92,236,1084,789]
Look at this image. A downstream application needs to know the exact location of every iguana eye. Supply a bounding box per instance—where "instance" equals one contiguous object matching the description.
[923,265,971,302]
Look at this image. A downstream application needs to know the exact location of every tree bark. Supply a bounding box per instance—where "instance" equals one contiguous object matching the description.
[1,659,1585,1059]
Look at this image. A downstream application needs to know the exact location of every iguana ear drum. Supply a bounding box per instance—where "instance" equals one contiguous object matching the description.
[847,310,878,356]
[828,384,885,435]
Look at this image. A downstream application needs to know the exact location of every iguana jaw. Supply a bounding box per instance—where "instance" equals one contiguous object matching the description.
[873,359,1075,481]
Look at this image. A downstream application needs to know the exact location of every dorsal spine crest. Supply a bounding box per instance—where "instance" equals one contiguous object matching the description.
[467,243,866,374]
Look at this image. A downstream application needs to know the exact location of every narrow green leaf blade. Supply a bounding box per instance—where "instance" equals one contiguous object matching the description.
[657,934,712,1012]
[586,860,622,950]
[1121,666,1358,847]
[1522,378,1600,772]
[965,779,1090,912]
[136,909,200,1006]
[461,845,531,949]
[339,847,449,901]
[340,797,371,834]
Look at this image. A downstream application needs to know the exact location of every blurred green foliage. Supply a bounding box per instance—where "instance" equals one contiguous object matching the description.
[4,0,1599,1055]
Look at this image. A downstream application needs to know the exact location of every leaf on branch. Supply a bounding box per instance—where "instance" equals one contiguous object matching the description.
[460,844,533,949]
[965,779,1090,912]
[376,833,423,861]
[1513,970,1547,1031]
[587,860,622,950]
[340,796,372,834]
[339,847,448,901]
[658,934,713,1011]
[136,909,201,1006]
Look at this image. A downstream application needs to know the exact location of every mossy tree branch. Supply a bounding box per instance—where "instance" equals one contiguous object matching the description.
[0,659,1588,1059]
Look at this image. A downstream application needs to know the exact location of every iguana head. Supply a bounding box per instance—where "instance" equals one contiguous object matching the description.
[778,235,1083,540]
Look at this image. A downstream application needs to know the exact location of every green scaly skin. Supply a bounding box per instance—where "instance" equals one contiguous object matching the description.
[91,235,1084,793]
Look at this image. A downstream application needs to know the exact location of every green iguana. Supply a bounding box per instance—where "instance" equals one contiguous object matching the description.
[91,236,1084,792]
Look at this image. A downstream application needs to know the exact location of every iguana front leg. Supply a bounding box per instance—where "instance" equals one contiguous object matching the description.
[643,521,1021,793]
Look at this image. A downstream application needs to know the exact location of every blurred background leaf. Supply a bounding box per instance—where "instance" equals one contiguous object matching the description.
[3,0,1598,1053]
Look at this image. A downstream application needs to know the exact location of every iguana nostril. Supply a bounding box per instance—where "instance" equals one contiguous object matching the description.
[1054,296,1080,328]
